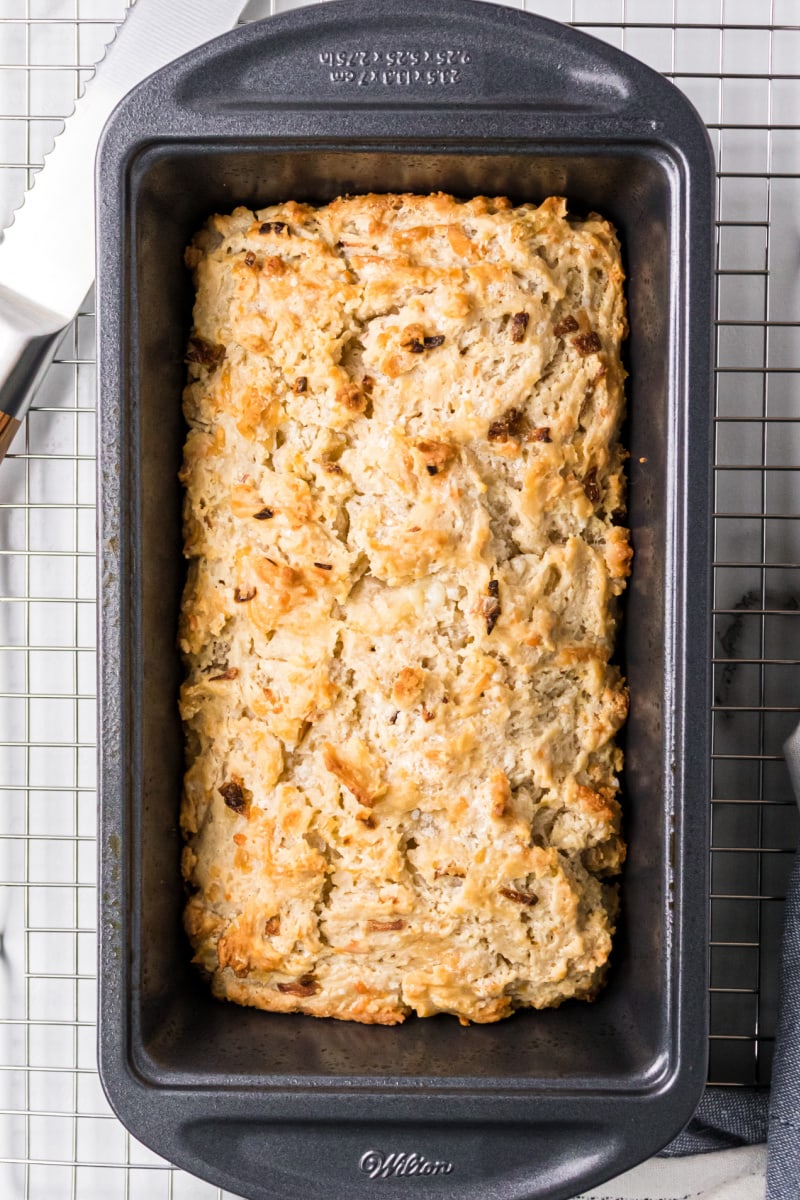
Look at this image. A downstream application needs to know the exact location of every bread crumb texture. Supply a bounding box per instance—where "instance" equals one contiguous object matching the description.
[179,193,631,1025]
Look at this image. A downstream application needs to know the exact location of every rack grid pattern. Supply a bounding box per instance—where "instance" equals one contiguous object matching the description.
[0,0,798,1195]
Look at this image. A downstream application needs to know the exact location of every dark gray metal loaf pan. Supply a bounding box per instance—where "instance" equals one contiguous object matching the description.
[96,2,715,1197]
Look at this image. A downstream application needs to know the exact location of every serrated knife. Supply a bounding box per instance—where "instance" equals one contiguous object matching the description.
[0,0,249,461]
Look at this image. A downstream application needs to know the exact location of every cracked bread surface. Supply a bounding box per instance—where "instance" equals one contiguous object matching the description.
[179,192,630,1025]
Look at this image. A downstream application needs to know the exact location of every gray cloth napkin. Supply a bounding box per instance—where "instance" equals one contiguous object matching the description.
[766,723,800,1200]
[661,1090,769,1156]
[657,722,800,1200]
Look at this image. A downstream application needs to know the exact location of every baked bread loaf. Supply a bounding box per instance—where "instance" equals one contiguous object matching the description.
[179,192,630,1025]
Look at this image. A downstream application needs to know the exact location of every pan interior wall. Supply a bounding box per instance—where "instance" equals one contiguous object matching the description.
[131,144,676,1086]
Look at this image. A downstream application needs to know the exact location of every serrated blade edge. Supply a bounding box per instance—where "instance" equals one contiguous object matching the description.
[0,0,248,326]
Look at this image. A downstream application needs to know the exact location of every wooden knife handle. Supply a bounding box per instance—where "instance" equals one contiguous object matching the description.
[0,410,21,461]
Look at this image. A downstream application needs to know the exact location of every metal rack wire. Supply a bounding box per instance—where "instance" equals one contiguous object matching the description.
[0,0,797,1194]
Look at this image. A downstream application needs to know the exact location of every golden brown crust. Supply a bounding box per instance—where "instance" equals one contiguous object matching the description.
[179,192,630,1024]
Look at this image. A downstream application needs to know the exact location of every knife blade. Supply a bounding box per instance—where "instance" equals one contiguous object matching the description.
[0,0,249,461]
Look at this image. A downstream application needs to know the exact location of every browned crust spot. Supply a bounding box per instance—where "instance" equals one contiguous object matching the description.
[554,315,579,337]
[583,467,601,505]
[322,743,384,807]
[276,976,319,997]
[500,887,539,907]
[525,426,551,443]
[219,777,250,815]
[488,408,523,443]
[572,331,602,356]
[336,382,367,413]
[509,311,530,342]
[185,336,225,368]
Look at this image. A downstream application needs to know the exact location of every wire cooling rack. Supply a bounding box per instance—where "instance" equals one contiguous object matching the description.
[0,0,798,1195]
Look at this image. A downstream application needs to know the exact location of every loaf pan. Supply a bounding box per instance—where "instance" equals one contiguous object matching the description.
[96,2,715,1197]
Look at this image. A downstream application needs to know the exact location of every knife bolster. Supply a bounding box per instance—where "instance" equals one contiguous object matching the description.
[0,283,66,422]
